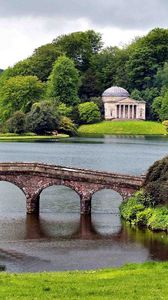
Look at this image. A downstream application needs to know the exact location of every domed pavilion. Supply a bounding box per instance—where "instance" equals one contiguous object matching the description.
[102,86,146,120]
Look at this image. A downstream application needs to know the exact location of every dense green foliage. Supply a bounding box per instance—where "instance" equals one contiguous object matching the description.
[0,75,44,121]
[46,56,80,105]
[59,116,78,136]
[121,155,168,231]
[6,111,26,134]
[78,120,167,135]
[1,262,168,299]
[78,102,101,124]
[26,101,60,134]
[144,155,168,205]
[120,191,168,231]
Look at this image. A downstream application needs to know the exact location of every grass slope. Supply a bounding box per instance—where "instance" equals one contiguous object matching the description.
[0,262,168,299]
[78,120,167,135]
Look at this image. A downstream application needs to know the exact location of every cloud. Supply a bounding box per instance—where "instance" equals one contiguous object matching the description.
[0,0,167,30]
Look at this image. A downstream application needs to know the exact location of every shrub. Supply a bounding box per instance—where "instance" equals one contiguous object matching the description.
[144,155,168,205]
[135,208,153,226]
[162,120,168,131]
[26,100,60,135]
[78,102,101,124]
[120,196,145,221]
[6,111,26,134]
[58,103,73,118]
[147,207,168,231]
[59,116,78,136]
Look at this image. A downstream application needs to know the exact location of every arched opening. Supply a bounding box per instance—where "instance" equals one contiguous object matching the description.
[91,189,123,235]
[38,185,80,238]
[0,181,26,241]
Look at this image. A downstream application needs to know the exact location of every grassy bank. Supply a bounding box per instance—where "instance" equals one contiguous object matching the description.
[0,133,69,141]
[78,120,167,135]
[0,262,168,299]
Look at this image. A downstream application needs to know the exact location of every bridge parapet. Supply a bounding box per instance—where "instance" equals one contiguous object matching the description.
[0,162,145,215]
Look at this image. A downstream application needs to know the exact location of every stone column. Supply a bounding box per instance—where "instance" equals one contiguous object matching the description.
[123,105,125,119]
[26,194,40,215]
[115,105,118,118]
[131,105,134,119]
[119,105,121,118]
[134,105,137,119]
[128,105,130,119]
[80,194,92,215]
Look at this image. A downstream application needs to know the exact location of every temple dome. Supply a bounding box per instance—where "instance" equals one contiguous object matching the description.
[102,86,130,98]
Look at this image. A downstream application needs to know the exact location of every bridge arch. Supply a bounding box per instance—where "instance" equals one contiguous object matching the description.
[91,188,123,214]
[0,180,26,214]
[0,177,26,196]
[37,181,81,199]
[36,183,80,214]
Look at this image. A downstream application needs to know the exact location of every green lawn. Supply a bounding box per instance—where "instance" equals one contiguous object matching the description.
[78,120,167,136]
[0,133,69,141]
[0,262,168,299]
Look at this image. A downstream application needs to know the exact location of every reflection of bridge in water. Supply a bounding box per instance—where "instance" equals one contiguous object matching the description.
[0,163,144,215]
[25,214,124,240]
[25,215,168,262]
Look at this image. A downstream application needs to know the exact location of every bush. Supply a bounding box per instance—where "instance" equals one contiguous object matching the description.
[59,116,78,136]
[135,208,153,226]
[147,207,168,231]
[120,195,145,221]
[162,120,168,131]
[6,111,26,134]
[26,100,60,135]
[58,103,73,118]
[144,155,168,205]
[78,102,101,124]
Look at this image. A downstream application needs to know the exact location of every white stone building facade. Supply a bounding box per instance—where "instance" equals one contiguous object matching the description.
[102,86,146,120]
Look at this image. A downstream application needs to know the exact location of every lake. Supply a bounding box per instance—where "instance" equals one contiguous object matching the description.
[0,135,168,272]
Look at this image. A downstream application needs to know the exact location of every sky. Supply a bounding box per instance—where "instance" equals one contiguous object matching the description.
[0,0,168,69]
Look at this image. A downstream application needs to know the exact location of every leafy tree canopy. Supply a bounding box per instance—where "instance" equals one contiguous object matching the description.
[0,75,44,121]
[78,102,101,124]
[26,100,60,135]
[53,30,103,71]
[46,55,80,106]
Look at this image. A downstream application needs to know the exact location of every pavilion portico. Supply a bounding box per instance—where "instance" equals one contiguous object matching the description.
[116,104,137,119]
[102,86,146,120]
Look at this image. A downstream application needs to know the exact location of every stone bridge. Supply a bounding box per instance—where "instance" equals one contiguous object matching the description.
[0,163,145,215]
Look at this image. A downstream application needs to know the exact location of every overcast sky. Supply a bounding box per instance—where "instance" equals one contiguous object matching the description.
[0,0,168,69]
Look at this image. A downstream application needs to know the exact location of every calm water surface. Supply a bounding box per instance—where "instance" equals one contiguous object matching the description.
[0,135,168,272]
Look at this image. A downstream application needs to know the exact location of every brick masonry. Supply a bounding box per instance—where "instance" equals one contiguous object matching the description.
[0,163,145,215]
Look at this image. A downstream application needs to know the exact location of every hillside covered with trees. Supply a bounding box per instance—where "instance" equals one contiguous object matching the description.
[0,28,168,135]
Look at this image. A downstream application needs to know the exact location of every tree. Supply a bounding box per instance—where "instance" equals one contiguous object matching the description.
[58,103,73,118]
[126,47,158,90]
[53,30,103,71]
[155,62,168,89]
[0,75,45,121]
[29,44,62,81]
[78,102,101,124]
[59,116,78,136]
[46,56,80,106]
[26,101,60,134]
[152,89,168,121]
[144,155,168,205]
[6,111,26,134]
